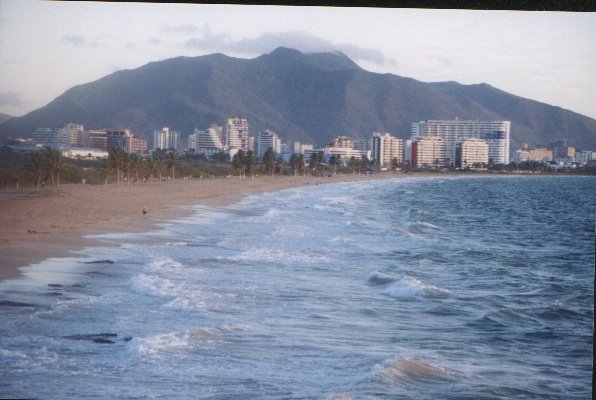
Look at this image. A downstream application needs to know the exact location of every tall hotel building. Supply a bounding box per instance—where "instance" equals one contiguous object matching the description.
[153,127,180,151]
[372,132,404,168]
[411,136,445,168]
[63,123,85,147]
[455,137,489,168]
[226,117,249,151]
[32,128,70,148]
[412,120,510,165]
[257,130,281,159]
[188,124,225,156]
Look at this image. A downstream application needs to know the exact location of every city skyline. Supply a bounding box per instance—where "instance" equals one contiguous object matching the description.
[0,2,595,121]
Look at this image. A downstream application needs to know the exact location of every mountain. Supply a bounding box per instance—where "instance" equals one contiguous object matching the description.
[1,47,595,150]
[0,112,13,124]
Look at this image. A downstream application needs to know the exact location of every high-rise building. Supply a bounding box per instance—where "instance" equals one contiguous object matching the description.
[292,141,313,155]
[32,128,70,148]
[188,124,225,157]
[128,135,148,154]
[528,148,553,162]
[353,139,370,153]
[153,127,180,151]
[226,117,249,151]
[411,136,445,168]
[108,130,131,151]
[372,132,404,168]
[107,130,148,153]
[85,129,108,149]
[330,136,354,148]
[257,130,281,159]
[551,140,575,162]
[455,137,489,168]
[412,120,510,165]
[61,123,85,147]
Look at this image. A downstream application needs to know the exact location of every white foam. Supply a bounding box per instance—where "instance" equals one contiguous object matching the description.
[165,241,189,247]
[382,277,449,299]
[131,273,208,310]
[148,257,185,271]
[223,248,330,264]
[138,325,247,356]
[410,221,443,232]
[376,357,457,383]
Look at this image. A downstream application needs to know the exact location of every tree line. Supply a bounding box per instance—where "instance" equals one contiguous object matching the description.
[3,145,593,190]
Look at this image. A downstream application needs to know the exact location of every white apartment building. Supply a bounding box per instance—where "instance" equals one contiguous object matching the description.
[323,146,370,166]
[153,127,180,151]
[188,124,225,156]
[226,117,249,151]
[456,137,489,168]
[292,141,314,155]
[372,132,404,168]
[257,130,281,159]
[411,136,445,168]
[412,120,510,165]
[575,150,593,165]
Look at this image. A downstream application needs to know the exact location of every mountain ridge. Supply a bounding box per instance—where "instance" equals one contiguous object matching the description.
[1,47,595,150]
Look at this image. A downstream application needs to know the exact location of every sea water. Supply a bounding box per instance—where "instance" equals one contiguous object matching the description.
[0,175,594,399]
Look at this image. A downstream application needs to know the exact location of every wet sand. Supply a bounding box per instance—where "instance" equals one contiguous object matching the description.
[0,174,391,281]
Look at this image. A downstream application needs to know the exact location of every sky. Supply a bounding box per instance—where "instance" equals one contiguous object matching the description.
[1,1,595,120]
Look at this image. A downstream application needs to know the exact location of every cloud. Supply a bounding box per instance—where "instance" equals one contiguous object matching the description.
[0,91,26,108]
[63,34,86,47]
[160,23,200,34]
[185,27,394,66]
[62,34,111,48]
[148,37,161,45]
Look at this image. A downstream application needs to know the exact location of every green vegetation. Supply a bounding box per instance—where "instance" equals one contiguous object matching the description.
[1,145,594,191]
[0,146,233,189]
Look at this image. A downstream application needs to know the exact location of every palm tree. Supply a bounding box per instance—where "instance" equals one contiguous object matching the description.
[289,154,301,176]
[263,147,276,176]
[98,157,110,187]
[361,155,370,173]
[108,147,127,186]
[144,156,155,183]
[309,152,323,175]
[43,147,66,190]
[277,156,286,176]
[28,151,46,190]
[348,156,358,175]
[244,150,256,178]
[165,150,176,181]
[232,150,245,178]
[128,154,143,184]
[329,154,340,175]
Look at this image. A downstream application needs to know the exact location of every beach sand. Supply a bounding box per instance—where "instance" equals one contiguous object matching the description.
[0,174,389,281]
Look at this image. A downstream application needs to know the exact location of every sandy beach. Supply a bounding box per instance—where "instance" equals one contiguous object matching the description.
[0,174,390,281]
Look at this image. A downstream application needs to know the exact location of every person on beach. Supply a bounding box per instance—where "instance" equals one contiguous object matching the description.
[142,206,148,217]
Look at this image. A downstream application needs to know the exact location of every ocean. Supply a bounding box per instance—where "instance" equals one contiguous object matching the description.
[0,175,594,399]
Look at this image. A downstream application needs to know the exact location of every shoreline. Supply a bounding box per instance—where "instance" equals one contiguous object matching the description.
[0,174,393,282]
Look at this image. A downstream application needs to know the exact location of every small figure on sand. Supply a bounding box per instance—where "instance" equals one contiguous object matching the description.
[142,206,148,217]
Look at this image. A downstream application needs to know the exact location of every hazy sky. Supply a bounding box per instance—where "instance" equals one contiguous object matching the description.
[1,1,595,120]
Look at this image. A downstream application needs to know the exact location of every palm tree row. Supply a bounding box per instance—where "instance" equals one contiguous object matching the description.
[27,147,68,190]
[108,147,176,186]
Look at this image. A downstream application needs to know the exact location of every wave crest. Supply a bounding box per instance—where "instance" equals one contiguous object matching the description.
[376,358,458,383]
